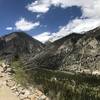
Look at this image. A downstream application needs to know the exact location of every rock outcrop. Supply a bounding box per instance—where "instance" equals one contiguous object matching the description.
[26,27,100,73]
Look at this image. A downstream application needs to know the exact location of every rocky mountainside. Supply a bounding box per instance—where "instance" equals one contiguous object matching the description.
[1,27,100,73]
[0,32,44,60]
[26,27,100,73]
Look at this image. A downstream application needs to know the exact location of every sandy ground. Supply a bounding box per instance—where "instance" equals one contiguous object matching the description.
[0,85,19,100]
[0,66,19,100]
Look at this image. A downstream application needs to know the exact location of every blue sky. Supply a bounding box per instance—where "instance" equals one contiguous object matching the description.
[0,0,100,42]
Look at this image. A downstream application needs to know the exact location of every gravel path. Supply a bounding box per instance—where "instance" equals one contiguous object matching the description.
[0,66,19,100]
[0,85,19,100]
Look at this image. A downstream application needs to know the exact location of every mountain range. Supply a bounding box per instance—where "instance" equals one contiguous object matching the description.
[0,27,100,73]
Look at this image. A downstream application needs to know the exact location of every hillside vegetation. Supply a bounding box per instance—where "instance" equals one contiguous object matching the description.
[10,60,100,100]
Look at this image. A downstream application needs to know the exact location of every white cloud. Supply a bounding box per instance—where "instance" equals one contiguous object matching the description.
[82,0,100,18]
[33,32,51,43]
[15,18,40,31]
[50,18,100,41]
[6,27,13,31]
[69,19,100,33]
[27,0,100,41]
[26,0,50,13]
[26,0,100,19]
[26,0,100,16]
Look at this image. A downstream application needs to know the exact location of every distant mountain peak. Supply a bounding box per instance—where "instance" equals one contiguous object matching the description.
[0,32,44,59]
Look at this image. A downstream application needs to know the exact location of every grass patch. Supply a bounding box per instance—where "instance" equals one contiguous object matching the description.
[11,60,29,87]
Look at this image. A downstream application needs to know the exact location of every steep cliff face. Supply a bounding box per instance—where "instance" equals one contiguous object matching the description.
[0,32,44,59]
[26,27,100,72]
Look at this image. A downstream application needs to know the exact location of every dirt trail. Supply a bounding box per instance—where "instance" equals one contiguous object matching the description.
[0,85,19,100]
[0,62,49,100]
[0,66,19,100]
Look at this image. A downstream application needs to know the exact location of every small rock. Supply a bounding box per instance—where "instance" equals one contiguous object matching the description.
[6,80,16,87]
[28,94,38,100]
[19,93,26,100]
[1,63,7,68]
[35,89,43,96]
[11,86,17,91]
[22,89,30,97]
[17,86,24,93]
[3,67,7,72]
[15,91,20,96]
[6,67,13,73]
[39,95,46,100]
